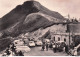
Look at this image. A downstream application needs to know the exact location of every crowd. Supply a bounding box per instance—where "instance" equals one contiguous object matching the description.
[41,41,69,54]
[41,40,80,56]
[2,43,24,56]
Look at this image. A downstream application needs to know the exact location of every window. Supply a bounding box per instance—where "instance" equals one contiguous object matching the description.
[53,37,55,41]
[58,37,60,41]
[64,38,66,42]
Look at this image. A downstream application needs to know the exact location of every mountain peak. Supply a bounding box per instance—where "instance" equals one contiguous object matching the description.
[22,0,41,9]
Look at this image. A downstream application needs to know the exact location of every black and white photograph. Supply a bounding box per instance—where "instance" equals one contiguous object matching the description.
[0,0,80,56]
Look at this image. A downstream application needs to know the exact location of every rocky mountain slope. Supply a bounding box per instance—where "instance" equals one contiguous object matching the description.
[0,1,65,37]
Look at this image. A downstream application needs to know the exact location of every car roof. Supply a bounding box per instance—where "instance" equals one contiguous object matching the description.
[14,40,20,42]
[29,41,34,42]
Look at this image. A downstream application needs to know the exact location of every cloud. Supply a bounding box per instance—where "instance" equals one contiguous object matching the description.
[51,0,80,19]
[0,0,80,19]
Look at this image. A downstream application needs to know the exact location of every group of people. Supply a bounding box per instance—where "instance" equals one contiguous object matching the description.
[53,43,69,53]
[2,43,24,56]
[42,40,78,56]
[41,41,69,54]
[42,41,49,51]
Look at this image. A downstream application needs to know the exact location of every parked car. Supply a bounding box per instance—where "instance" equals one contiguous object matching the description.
[23,39,29,46]
[13,40,24,46]
[35,40,42,46]
[16,46,31,53]
[28,41,35,47]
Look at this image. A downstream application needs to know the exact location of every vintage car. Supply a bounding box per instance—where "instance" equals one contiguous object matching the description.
[28,41,35,47]
[35,40,42,46]
[13,40,24,46]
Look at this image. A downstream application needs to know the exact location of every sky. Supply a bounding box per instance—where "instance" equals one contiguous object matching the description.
[0,0,80,19]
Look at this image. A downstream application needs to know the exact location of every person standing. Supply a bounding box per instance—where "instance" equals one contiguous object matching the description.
[63,47,65,53]
[42,42,45,51]
[53,44,56,53]
[49,42,53,49]
[55,43,57,52]
[46,41,49,51]
[65,45,69,54]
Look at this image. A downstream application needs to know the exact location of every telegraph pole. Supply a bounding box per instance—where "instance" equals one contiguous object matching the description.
[68,14,71,46]
[69,28,70,46]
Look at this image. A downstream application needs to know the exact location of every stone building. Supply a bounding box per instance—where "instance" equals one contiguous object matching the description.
[49,24,73,45]
[50,23,80,45]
